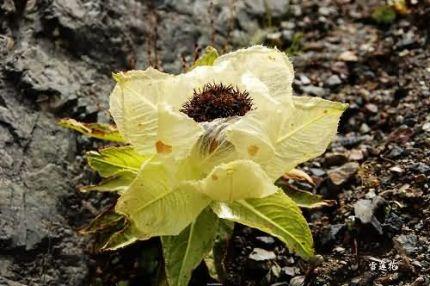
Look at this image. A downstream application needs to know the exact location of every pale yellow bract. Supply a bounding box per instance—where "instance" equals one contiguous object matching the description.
[109,45,347,242]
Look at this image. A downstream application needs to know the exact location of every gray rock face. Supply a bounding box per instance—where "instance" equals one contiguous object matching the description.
[0,0,281,284]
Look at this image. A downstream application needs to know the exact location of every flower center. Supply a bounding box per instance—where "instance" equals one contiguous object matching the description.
[180,83,253,122]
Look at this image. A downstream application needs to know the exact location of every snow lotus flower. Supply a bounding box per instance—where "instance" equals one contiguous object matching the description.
[63,46,347,286]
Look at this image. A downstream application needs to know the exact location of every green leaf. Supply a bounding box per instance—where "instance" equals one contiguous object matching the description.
[372,5,396,24]
[211,190,314,260]
[58,118,125,142]
[86,146,148,177]
[102,224,139,250]
[277,180,335,209]
[204,219,234,281]
[116,161,211,238]
[190,46,219,70]
[162,208,218,286]
[79,208,125,234]
[204,250,219,281]
[80,171,136,193]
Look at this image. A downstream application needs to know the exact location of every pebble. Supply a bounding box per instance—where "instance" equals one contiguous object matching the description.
[394,234,417,255]
[389,166,404,174]
[325,153,349,167]
[249,248,276,261]
[360,123,371,133]
[422,122,430,132]
[349,149,364,161]
[282,30,294,42]
[256,236,275,245]
[354,196,385,234]
[289,276,305,286]
[387,145,404,158]
[334,246,345,253]
[310,168,325,176]
[339,51,358,62]
[282,266,296,276]
[326,74,342,86]
[327,162,359,186]
[298,74,311,85]
[412,162,430,173]
[365,103,379,113]
[365,189,377,199]
[319,224,345,246]
[301,85,326,97]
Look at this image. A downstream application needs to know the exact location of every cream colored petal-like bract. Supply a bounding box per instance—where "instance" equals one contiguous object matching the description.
[109,69,203,158]
[214,45,295,107]
[195,160,277,202]
[109,46,294,161]
[115,160,211,237]
[227,96,347,180]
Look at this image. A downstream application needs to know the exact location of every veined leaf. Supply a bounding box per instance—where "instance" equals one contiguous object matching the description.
[58,118,125,142]
[80,171,136,193]
[204,219,234,281]
[162,208,219,286]
[211,190,314,260]
[190,46,219,70]
[102,224,139,250]
[79,207,125,234]
[86,146,148,177]
[278,182,335,209]
[116,161,211,238]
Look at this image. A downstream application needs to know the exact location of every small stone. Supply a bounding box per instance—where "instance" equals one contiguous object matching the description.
[394,234,417,255]
[349,149,364,161]
[266,32,283,46]
[354,196,385,234]
[266,32,282,41]
[334,246,345,253]
[283,266,295,276]
[301,85,326,97]
[325,153,349,167]
[298,74,311,85]
[249,248,276,261]
[282,30,294,42]
[319,224,345,246]
[365,189,376,199]
[412,163,430,174]
[256,236,275,244]
[351,277,361,284]
[365,103,378,113]
[422,122,430,132]
[390,166,404,174]
[360,123,371,133]
[326,74,342,86]
[354,199,374,224]
[310,168,325,176]
[281,21,295,30]
[327,162,359,186]
[271,264,282,277]
[339,51,358,62]
[289,276,305,286]
[387,145,404,159]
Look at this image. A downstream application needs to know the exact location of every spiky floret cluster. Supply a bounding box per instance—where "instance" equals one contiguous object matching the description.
[180,83,253,122]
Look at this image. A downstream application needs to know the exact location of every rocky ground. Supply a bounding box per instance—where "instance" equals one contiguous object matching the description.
[0,0,429,285]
